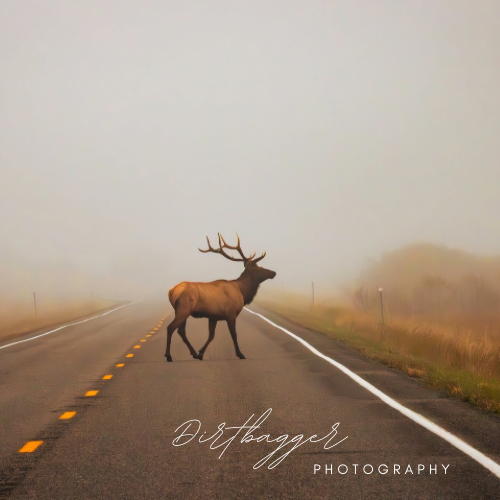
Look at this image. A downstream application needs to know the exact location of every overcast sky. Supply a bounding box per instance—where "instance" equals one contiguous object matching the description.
[1,1,499,297]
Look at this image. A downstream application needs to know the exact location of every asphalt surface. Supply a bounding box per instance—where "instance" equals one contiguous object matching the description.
[1,301,500,499]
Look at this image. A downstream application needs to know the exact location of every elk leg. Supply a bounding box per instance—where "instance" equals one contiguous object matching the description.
[178,320,199,359]
[165,311,190,362]
[227,318,245,359]
[198,318,217,361]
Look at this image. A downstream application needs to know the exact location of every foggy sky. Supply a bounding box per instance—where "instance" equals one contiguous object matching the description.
[1,1,499,297]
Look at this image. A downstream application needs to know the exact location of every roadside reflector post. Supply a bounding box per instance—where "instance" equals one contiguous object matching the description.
[379,287,385,341]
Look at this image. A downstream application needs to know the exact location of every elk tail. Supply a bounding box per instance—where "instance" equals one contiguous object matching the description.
[168,288,177,308]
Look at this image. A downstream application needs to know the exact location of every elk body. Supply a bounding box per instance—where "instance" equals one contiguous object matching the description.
[165,234,276,362]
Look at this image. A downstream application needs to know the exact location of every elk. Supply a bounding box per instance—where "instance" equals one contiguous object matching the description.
[165,233,276,362]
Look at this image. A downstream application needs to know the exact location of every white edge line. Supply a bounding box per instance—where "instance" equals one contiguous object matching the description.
[0,300,143,351]
[244,307,500,479]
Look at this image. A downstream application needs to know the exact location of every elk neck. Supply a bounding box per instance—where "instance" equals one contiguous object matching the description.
[235,269,261,305]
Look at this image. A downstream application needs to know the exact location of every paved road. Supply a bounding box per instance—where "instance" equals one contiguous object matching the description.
[1,301,500,499]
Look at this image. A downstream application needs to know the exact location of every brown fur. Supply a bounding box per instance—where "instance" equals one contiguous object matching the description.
[165,237,276,362]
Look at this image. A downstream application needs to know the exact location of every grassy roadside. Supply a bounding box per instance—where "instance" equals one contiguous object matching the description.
[0,298,120,344]
[257,298,500,414]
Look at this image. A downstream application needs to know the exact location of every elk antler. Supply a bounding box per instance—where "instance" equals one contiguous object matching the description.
[198,233,266,263]
[252,251,267,263]
[219,233,256,261]
[198,234,246,261]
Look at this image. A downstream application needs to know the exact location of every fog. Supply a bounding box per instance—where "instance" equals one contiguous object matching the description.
[1,1,499,304]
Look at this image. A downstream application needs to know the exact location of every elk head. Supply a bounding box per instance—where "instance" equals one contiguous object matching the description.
[199,233,276,284]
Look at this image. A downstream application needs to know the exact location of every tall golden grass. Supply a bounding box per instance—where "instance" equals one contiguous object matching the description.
[258,244,500,411]
[0,297,117,342]
[344,243,500,378]
[318,305,500,379]
[258,296,500,411]
[0,257,122,341]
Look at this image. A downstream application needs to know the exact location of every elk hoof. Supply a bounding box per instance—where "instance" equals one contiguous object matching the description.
[237,353,246,359]
[165,355,173,362]
[192,353,199,360]
[197,352,204,361]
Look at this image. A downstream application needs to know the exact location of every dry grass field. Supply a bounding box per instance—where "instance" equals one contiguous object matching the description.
[0,297,118,343]
[258,296,500,413]
[259,244,500,413]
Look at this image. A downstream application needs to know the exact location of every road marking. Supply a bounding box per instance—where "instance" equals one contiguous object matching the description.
[244,307,500,480]
[153,328,159,331]
[85,390,98,397]
[126,354,134,358]
[141,339,146,342]
[116,363,125,367]
[134,345,140,349]
[19,441,43,453]
[103,375,113,380]
[146,335,151,337]
[150,331,155,334]
[0,300,143,351]
[59,411,76,420]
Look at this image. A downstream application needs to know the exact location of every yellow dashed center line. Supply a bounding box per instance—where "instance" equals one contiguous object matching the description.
[18,317,174,454]
[59,411,76,420]
[19,441,43,453]
[17,317,170,459]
